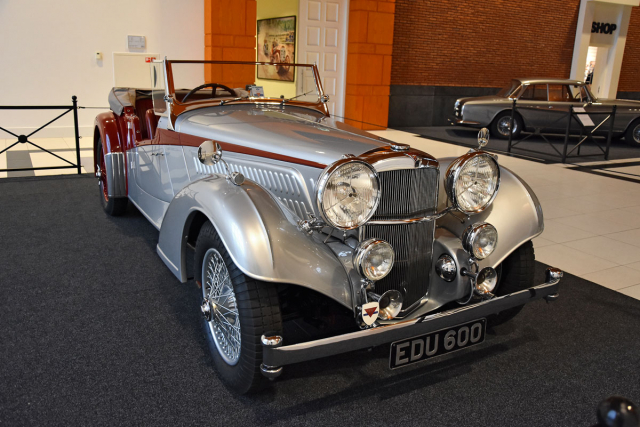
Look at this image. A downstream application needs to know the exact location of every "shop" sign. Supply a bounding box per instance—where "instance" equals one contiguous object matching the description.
[592,22,617,34]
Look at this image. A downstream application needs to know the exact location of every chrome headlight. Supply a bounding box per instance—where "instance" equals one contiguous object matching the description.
[463,223,498,260]
[353,238,394,281]
[445,152,500,214]
[316,159,380,229]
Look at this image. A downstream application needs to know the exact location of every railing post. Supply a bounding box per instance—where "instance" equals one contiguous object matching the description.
[605,105,616,161]
[72,96,82,174]
[507,98,516,153]
[561,106,572,163]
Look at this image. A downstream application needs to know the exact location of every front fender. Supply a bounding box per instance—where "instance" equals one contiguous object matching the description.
[157,175,353,309]
[436,158,543,269]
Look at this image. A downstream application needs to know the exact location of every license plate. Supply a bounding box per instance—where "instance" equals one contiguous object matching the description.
[389,319,486,369]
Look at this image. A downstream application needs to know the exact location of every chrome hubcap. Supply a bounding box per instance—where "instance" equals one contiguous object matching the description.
[634,124,640,143]
[201,248,241,365]
[498,117,517,136]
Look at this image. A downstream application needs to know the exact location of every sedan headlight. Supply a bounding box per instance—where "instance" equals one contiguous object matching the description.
[316,159,380,229]
[445,152,500,214]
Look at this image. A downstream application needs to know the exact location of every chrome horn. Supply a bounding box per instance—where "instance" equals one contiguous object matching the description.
[197,140,245,185]
[367,290,403,320]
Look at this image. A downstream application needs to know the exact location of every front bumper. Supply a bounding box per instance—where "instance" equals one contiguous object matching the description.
[448,116,481,126]
[261,267,562,377]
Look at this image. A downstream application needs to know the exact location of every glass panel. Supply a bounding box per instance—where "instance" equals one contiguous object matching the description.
[519,85,547,101]
[150,62,167,116]
[497,80,520,97]
[548,84,564,102]
[170,62,321,104]
[568,84,590,102]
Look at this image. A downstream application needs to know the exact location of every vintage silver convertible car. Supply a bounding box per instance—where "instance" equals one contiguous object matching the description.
[94,60,562,393]
[451,78,640,143]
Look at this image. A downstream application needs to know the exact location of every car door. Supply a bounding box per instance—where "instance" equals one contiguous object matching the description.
[546,84,582,132]
[517,84,550,131]
[134,142,174,202]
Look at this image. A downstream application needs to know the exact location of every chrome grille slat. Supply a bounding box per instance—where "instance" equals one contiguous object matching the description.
[372,168,438,220]
[365,167,439,306]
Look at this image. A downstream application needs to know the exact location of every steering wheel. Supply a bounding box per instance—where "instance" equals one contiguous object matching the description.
[181,83,237,103]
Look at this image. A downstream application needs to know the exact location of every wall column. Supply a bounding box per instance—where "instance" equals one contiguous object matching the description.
[204,0,257,87]
[344,0,395,130]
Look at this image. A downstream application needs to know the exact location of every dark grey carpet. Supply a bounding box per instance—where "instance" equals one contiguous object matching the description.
[401,126,640,163]
[1,175,639,426]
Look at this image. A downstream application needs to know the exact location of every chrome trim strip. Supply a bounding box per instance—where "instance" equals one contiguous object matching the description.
[367,207,455,225]
[104,152,126,198]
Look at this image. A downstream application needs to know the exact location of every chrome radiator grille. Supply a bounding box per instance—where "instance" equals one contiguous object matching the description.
[364,167,439,307]
[372,167,439,220]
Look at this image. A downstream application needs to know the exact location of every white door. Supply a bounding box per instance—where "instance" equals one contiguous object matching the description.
[298,0,349,117]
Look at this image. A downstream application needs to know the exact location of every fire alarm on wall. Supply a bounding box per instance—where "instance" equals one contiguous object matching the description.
[95,51,103,61]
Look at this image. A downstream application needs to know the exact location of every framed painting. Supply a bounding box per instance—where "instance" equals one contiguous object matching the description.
[256,16,296,82]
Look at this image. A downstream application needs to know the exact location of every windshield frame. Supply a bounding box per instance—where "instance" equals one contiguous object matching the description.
[160,59,329,125]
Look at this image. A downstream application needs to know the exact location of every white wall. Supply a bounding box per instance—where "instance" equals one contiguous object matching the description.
[0,0,204,137]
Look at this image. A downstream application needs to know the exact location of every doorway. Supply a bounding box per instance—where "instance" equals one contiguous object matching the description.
[297,0,349,117]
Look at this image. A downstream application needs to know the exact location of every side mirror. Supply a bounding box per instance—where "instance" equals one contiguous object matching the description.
[477,128,490,149]
[198,140,222,166]
[197,140,244,185]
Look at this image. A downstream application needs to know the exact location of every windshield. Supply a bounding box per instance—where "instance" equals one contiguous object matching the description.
[168,61,321,105]
[497,80,521,98]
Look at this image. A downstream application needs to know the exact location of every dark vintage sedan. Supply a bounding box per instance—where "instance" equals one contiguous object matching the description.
[450,78,640,143]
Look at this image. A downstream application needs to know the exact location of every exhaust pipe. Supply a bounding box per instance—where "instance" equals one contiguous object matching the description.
[367,290,403,320]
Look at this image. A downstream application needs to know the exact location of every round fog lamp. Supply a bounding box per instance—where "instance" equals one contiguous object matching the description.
[463,223,498,260]
[353,239,394,281]
[435,254,457,282]
[475,267,498,295]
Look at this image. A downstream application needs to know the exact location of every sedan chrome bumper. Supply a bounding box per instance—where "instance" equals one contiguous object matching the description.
[261,267,562,378]
[448,116,481,126]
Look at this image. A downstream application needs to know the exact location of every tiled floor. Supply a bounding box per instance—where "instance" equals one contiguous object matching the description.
[3,130,640,301]
[0,137,94,178]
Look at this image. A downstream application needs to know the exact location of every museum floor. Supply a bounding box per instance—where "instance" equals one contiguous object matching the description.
[1,171,639,425]
[3,130,640,301]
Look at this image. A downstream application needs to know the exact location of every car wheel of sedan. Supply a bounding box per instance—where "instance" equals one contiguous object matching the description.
[624,119,640,145]
[491,111,523,140]
[487,240,535,326]
[96,138,127,216]
[195,221,282,394]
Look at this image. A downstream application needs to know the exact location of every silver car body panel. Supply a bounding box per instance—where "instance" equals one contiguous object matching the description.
[435,158,543,271]
[156,175,353,309]
[174,104,389,167]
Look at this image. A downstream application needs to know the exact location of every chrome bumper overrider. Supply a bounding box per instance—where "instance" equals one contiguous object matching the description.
[260,267,562,378]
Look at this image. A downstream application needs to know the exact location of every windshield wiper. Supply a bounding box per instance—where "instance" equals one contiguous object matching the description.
[220,97,246,106]
[280,90,315,105]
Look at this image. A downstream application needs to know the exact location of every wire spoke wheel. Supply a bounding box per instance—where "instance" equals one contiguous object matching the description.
[202,248,241,365]
[634,124,640,143]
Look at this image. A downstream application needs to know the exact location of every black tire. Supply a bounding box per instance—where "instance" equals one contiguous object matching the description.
[624,119,640,145]
[491,111,523,140]
[195,222,282,394]
[488,240,535,326]
[96,138,127,216]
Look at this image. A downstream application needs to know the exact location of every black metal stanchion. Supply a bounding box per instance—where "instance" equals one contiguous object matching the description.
[507,98,516,153]
[605,105,616,161]
[561,107,573,163]
[72,96,82,174]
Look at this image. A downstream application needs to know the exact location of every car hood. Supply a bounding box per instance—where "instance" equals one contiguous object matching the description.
[174,104,390,167]
[457,95,507,105]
